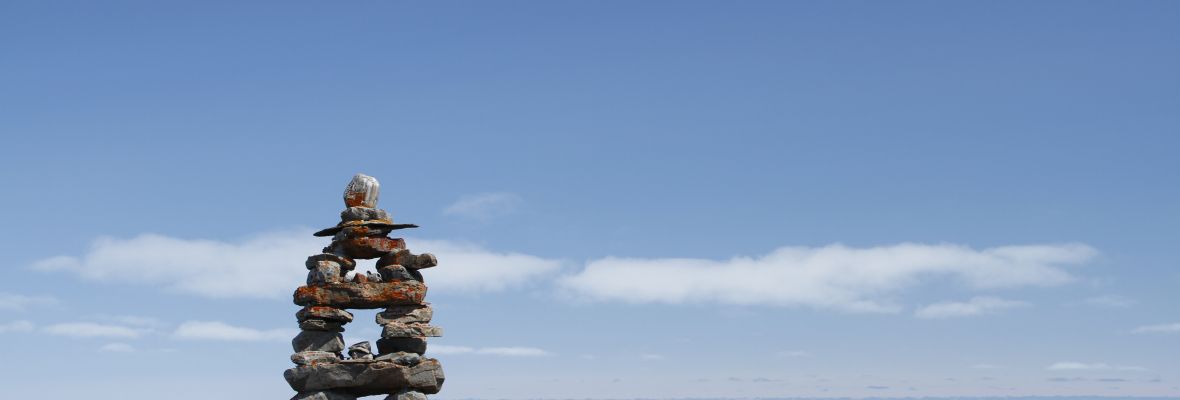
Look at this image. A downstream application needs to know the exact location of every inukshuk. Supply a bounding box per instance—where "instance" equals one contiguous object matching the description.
[285,173,445,400]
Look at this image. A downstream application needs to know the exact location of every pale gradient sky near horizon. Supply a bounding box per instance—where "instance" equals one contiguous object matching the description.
[1,1,1179,399]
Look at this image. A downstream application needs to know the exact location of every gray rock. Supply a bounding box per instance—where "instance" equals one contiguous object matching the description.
[343,174,380,208]
[300,319,346,332]
[297,306,354,323]
[291,351,341,366]
[307,263,342,285]
[366,271,383,283]
[381,323,442,338]
[377,265,422,283]
[293,330,345,353]
[340,207,390,222]
[348,341,373,360]
[377,250,437,270]
[375,351,421,366]
[306,253,357,271]
[283,359,445,396]
[291,391,357,400]
[376,337,427,355]
[386,390,428,400]
[375,305,432,325]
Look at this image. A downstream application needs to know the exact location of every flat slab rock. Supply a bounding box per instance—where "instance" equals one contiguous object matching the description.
[284,358,444,396]
[294,282,427,309]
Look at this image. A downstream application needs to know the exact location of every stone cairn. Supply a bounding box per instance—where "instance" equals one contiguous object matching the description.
[285,173,445,400]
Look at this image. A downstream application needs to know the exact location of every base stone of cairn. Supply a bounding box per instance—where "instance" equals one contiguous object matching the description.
[287,174,444,400]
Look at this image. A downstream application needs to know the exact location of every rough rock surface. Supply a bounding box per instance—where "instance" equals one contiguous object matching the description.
[300,319,346,332]
[293,330,346,353]
[294,282,427,309]
[292,351,341,366]
[375,305,432,325]
[376,338,428,355]
[344,174,380,208]
[386,389,428,400]
[327,237,406,259]
[374,351,421,366]
[308,263,342,285]
[377,265,422,283]
[377,250,437,270]
[381,323,442,338]
[291,391,358,400]
[340,207,390,222]
[284,359,445,396]
[348,341,373,360]
[297,306,355,323]
[307,253,357,271]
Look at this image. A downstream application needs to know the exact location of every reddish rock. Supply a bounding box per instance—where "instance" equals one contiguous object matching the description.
[327,237,406,259]
[283,358,445,396]
[294,282,427,309]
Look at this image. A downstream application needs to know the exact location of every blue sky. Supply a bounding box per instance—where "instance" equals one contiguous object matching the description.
[1,1,1178,398]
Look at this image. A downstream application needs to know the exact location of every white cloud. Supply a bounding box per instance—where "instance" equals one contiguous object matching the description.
[43,322,151,339]
[99,343,136,352]
[1048,362,1148,371]
[1082,295,1135,308]
[443,192,522,220]
[1132,323,1180,334]
[172,321,294,342]
[427,345,550,357]
[30,230,561,298]
[559,243,1095,312]
[0,320,35,333]
[914,297,1028,319]
[0,292,58,311]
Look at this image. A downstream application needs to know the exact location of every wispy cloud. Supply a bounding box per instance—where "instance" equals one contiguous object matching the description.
[30,230,561,298]
[99,343,136,352]
[0,292,58,311]
[172,321,294,342]
[1082,295,1136,308]
[43,322,151,339]
[427,345,550,357]
[443,192,522,220]
[1048,362,1148,371]
[914,297,1028,319]
[1132,323,1180,334]
[559,243,1094,312]
[0,320,35,333]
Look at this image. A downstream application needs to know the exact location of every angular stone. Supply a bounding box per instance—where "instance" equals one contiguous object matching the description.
[386,389,427,400]
[377,250,437,270]
[375,305,432,325]
[300,319,346,332]
[366,271,383,283]
[292,351,341,366]
[293,330,345,353]
[283,358,445,396]
[340,207,391,222]
[344,174,380,208]
[336,225,395,238]
[297,306,354,323]
[381,323,442,338]
[326,237,406,259]
[307,263,342,285]
[294,282,427,309]
[353,273,369,283]
[376,337,427,355]
[375,351,421,366]
[348,341,373,360]
[292,391,357,400]
[306,253,357,271]
[377,265,422,283]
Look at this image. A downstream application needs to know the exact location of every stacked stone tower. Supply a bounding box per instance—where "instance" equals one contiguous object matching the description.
[285,174,445,400]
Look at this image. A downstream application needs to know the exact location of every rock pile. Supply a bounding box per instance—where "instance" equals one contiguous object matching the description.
[286,174,445,400]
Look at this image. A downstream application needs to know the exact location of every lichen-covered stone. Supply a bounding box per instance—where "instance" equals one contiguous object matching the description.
[292,351,341,366]
[377,265,422,283]
[294,282,427,309]
[377,250,437,270]
[376,337,427,355]
[297,306,354,323]
[326,237,406,259]
[307,263,342,285]
[306,253,357,271]
[375,305,432,325]
[381,323,442,338]
[283,358,445,396]
[340,207,390,222]
[293,330,345,353]
[300,319,346,332]
[343,174,380,208]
